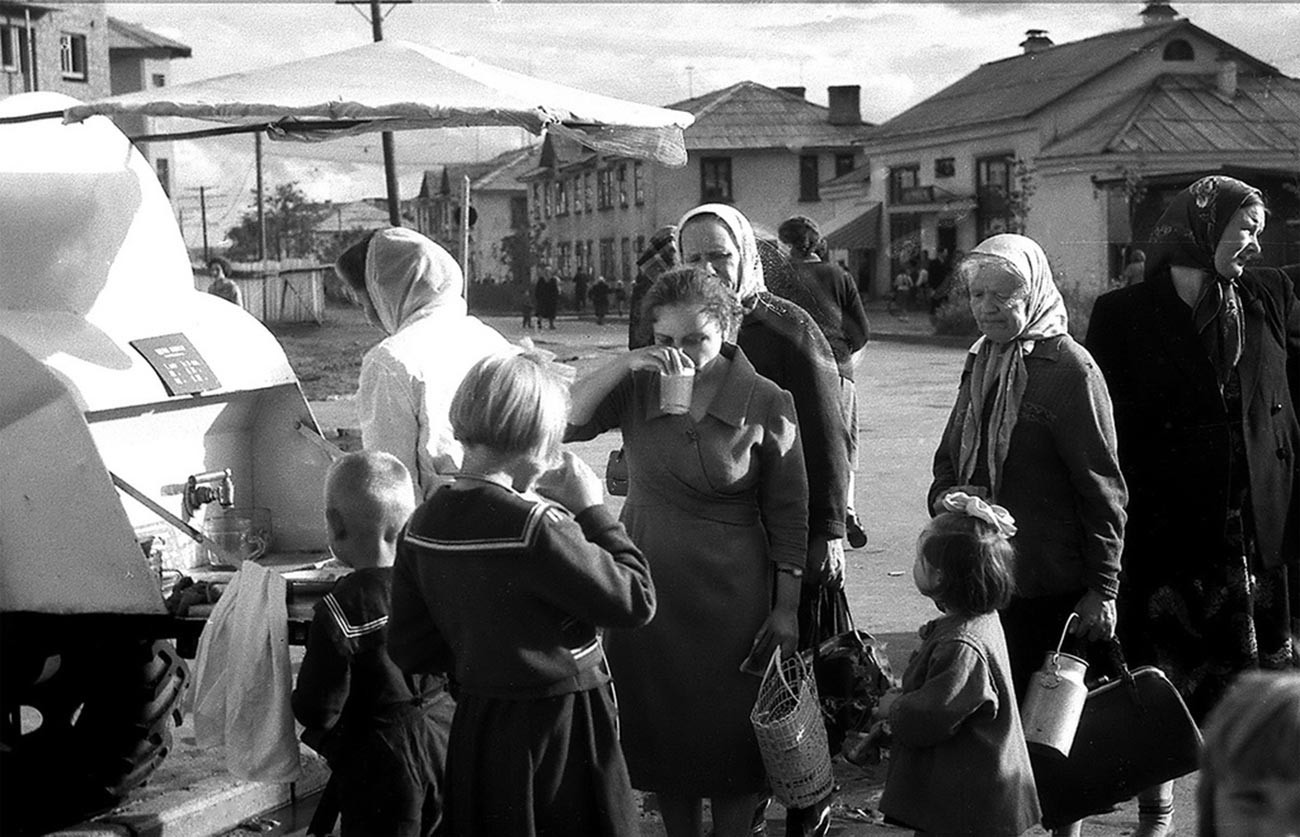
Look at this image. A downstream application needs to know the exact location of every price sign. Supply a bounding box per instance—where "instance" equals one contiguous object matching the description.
[130,333,221,396]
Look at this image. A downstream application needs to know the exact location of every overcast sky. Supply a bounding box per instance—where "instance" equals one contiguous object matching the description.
[103,2,1300,246]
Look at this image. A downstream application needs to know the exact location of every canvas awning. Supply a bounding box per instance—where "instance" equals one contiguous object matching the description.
[47,39,694,167]
[823,205,882,250]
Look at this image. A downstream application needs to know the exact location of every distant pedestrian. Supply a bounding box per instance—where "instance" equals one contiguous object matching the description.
[1121,247,1146,286]
[293,451,454,837]
[889,268,913,316]
[207,258,242,307]
[589,275,611,325]
[534,273,559,330]
[613,277,628,316]
[520,280,537,331]
[869,493,1040,836]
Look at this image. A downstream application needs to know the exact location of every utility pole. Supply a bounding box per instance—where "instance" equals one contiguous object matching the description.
[338,0,404,227]
[255,132,267,263]
[184,186,222,264]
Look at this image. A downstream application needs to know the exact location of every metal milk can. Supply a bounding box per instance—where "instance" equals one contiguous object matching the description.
[1020,613,1089,759]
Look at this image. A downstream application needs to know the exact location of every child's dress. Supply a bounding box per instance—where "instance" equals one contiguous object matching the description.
[389,479,655,836]
[879,611,1040,837]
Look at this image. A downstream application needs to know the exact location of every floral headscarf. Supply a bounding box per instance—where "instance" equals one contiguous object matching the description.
[364,227,466,335]
[958,233,1069,498]
[1146,176,1262,389]
[675,203,767,301]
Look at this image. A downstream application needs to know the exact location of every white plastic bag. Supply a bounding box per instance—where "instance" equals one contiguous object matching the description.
[192,561,301,782]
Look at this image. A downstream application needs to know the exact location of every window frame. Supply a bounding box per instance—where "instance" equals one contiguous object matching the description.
[699,156,733,204]
[888,164,920,203]
[634,162,645,205]
[59,32,87,81]
[799,154,821,202]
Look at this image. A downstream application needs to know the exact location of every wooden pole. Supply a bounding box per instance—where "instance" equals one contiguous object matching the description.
[371,0,402,227]
[255,131,267,262]
[461,174,471,301]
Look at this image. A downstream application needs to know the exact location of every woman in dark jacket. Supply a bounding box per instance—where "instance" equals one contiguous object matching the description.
[930,233,1127,837]
[1086,175,1300,835]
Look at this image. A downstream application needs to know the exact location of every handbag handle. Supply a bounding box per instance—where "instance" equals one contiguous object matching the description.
[764,647,807,702]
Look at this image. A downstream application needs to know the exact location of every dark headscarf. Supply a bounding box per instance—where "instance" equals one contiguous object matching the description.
[1146,175,1263,389]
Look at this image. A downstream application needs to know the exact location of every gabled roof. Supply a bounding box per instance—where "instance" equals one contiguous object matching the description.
[666,81,869,151]
[1041,72,1300,158]
[418,145,536,199]
[107,17,192,58]
[875,19,1277,140]
[313,200,390,235]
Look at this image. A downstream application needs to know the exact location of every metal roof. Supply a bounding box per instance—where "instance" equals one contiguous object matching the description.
[875,19,1277,140]
[1042,73,1300,158]
[667,81,869,151]
[107,17,192,58]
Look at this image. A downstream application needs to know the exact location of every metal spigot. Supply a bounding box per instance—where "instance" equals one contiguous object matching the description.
[182,468,235,521]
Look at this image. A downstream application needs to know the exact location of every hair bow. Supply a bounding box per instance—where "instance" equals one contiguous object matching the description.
[941,491,1018,538]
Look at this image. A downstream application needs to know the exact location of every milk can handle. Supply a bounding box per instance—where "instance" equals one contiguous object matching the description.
[1054,612,1080,656]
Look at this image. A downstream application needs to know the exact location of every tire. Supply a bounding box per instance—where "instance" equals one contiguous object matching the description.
[0,629,190,835]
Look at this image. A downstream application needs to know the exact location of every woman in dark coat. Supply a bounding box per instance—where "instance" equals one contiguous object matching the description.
[534,273,559,330]
[1086,175,1300,835]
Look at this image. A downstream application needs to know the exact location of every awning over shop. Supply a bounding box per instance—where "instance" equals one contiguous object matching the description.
[823,204,881,250]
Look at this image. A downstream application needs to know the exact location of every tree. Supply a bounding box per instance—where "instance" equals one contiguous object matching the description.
[225,181,329,262]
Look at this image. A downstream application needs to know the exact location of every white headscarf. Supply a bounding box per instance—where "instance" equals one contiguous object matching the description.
[364,227,466,335]
[675,203,767,301]
[957,233,1069,498]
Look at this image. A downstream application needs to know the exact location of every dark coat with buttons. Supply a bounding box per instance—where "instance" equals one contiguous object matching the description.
[1085,265,1300,584]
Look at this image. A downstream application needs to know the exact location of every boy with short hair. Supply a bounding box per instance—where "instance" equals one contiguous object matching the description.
[293,451,454,837]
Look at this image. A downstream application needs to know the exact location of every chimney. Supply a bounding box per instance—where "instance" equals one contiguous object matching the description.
[827,85,861,126]
[1020,29,1054,54]
[1216,53,1238,98]
[777,86,806,100]
[1139,2,1179,26]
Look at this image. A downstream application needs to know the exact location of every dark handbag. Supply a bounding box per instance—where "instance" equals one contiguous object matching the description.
[801,586,895,754]
[605,448,628,496]
[1032,642,1202,829]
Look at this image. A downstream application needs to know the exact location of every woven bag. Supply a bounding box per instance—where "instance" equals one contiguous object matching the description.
[750,649,835,808]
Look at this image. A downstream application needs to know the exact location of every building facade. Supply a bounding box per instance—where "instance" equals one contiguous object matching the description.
[859,2,1300,297]
[523,81,871,288]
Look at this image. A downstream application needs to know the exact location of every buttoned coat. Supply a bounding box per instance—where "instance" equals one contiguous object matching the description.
[1085,266,1300,585]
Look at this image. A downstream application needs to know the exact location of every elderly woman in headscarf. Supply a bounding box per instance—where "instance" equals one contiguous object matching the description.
[930,233,1127,684]
[1087,177,1300,836]
[675,204,849,600]
[335,228,512,501]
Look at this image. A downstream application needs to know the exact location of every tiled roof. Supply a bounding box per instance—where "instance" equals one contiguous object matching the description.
[666,81,868,151]
[1042,73,1300,157]
[875,19,1277,140]
[418,145,537,199]
[107,17,192,58]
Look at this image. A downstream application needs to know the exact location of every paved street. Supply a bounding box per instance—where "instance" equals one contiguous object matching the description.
[305,311,1203,837]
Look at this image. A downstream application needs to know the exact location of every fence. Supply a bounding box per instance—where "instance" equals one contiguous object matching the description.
[195,258,326,325]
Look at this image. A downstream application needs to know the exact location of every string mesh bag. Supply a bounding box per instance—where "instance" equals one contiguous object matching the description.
[750,649,835,808]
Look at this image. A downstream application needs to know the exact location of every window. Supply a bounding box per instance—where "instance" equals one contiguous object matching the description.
[543,182,553,219]
[834,153,856,178]
[635,235,646,261]
[510,196,528,229]
[634,162,645,205]
[618,165,628,207]
[557,242,571,276]
[976,154,1015,239]
[586,239,594,272]
[596,168,611,210]
[155,158,171,197]
[599,238,615,279]
[1163,39,1194,61]
[151,73,167,88]
[621,237,632,281]
[700,157,733,203]
[934,157,956,178]
[556,179,568,216]
[584,173,593,212]
[889,165,920,203]
[799,154,820,202]
[531,184,541,221]
[59,32,87,81]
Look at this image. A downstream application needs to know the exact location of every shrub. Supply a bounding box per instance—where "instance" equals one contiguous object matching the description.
[931,274,977,337]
